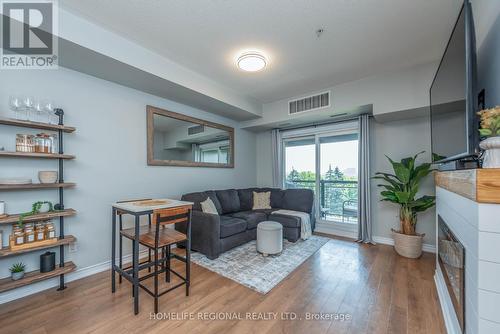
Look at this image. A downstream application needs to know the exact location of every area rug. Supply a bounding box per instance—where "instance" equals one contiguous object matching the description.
[191,235,329,294]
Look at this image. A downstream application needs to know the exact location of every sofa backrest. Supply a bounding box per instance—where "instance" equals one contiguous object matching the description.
[281,188,314,213]
[182,187,314,214]
[181,191,222,214]
[215,189,240,214]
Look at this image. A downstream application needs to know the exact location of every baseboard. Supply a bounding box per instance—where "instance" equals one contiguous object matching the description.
[315,223,357,239]
[315,225,436,253]
[372,236,436,253]
[0,249,151,305]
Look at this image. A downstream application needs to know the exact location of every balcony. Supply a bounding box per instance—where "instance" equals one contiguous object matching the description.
[285,179,358,224]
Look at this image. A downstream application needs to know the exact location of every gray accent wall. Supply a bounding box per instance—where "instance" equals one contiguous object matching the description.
[0,68,257,284]
[256,116,436,245]
[474,1,500,107]
[370,117,435,245]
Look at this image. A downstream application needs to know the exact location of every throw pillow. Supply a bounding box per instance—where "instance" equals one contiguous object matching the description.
[252,191,271,210]
[201,197,218,215]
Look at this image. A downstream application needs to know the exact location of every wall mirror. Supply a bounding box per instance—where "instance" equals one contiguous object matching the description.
[147,105,234,167]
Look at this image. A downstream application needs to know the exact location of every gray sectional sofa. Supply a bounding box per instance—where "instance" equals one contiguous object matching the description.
[176,188,314,259]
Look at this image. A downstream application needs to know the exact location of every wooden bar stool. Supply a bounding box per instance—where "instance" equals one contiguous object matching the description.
[120,205,192,313]
[116,210,153,298]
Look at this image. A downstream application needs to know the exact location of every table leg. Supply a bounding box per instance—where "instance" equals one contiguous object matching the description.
[111,207,116,293]
[119,214,123,284]
[133,214,140,315]
[186,209,192,296]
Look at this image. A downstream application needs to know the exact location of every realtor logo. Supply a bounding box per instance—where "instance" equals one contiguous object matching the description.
[1,0,58,69]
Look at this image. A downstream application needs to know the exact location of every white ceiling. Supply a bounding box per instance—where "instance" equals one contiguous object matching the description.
[61,0,463,104]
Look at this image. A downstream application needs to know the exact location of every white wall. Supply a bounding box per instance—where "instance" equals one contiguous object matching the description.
[242,61,437,130]
[56,8,262,118]
[0,68,257,295]
[256,116,436,245]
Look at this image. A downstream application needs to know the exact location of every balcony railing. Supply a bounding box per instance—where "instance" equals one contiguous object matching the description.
[285,179,358,223]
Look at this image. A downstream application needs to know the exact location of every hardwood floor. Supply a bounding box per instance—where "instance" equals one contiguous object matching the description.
[0,236,445,334]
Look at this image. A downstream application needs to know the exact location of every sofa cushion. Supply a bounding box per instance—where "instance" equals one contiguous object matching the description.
[220,216,247,238]
[252,191,271,210]
[271,189,285,208]
[237,188,259,211]
[200,197,218,215]
[229,211,267,230]
[269,213,302,228]
[181,192,208,212]
[205,190,223,214]
[259,188,285,208]
[253,208,278,216]
[216,189,240,214]
[282,189,314,213]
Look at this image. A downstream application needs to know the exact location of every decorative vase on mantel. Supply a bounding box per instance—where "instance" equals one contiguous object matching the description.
[478,106,500,168]
[480,136,500,168]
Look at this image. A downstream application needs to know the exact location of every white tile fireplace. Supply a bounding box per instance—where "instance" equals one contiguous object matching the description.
[435,185,500,334]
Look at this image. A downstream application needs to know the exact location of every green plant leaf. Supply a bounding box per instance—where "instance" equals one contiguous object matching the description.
[373,174,403,191]
[410,195,436,212]
[479,128,493,137]
[395,191,410,203]
[377,184,397,192]
[380,190,398,202]
[9,262,26,273]
[376,152,434,227]
[393,163,410,183]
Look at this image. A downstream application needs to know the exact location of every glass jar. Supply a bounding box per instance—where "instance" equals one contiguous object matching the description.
[24,223,35,243]
[48,134,57,153]
[45,222,56,239]
[35,133,51,153]
[35,222,45,241]
[16,134,35,153]
[34,135,44,153]
[13,226,25,245]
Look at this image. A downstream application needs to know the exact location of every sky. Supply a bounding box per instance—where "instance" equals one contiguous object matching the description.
[285,139,358,178]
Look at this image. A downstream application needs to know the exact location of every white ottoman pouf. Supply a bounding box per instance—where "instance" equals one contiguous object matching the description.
[257,221,283,256]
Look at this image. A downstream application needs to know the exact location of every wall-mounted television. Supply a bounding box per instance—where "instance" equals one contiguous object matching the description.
[430,0,478,164]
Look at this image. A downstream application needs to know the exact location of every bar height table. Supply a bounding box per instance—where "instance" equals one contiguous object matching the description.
[110,198,193,315]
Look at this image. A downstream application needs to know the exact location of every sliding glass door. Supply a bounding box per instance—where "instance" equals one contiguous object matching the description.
[284,136,316,194]
[318,134,358,224]
[282,122,359,227]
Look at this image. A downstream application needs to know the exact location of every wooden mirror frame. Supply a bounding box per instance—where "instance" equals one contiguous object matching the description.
[147,105,235,168]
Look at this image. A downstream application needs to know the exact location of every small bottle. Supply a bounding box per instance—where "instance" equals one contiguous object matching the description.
[35,222,45,241]
[13,225,25,245]
[45,222,56,239]
[24,223,35,243]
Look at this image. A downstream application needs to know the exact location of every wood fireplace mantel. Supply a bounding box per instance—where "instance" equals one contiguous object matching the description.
[434,169,500,204]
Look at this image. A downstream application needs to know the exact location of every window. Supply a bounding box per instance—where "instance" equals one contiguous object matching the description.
[195,140,230,164]
[282,122,359,226]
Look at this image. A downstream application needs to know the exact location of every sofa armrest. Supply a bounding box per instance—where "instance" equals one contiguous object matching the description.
[175,210,221,259]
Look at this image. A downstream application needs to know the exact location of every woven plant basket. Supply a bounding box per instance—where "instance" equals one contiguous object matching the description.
[392,229,425,259]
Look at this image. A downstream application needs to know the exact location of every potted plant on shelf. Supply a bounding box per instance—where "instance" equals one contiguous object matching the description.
[374,152,436,258]
[478,106,500,168]
[18,201,54,225]
[10,262,26,281]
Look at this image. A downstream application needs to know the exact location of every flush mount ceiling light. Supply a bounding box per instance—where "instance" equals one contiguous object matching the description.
[237,52,267,72]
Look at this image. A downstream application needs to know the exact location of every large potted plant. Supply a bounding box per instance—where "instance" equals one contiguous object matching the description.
[374,152,435,258]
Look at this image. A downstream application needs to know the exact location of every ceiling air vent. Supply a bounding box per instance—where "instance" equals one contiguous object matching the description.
[289,91,330,115]
[188,124,205,135]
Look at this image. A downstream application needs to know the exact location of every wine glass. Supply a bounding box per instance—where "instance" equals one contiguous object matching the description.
[9,95,22,119]
[34,100,45,123]
[22,96,35,121]
[43,100,56,124]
